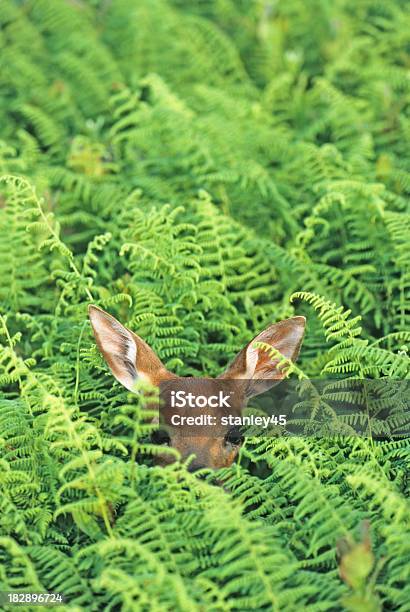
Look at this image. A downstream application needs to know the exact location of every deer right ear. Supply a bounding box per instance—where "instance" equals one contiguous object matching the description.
[219,316,306,398]
[88,305,175,391]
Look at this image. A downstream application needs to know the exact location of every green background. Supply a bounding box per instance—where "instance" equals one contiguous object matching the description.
[0,1,409,610]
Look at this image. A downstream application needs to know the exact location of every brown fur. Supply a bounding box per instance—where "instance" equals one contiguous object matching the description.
[88,305,306,470]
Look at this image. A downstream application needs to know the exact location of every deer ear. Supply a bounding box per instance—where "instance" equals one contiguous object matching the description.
[220,316,306,398]
[88,305,175,391]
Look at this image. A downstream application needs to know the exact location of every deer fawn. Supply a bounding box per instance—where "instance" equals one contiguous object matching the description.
[89,305,306,471]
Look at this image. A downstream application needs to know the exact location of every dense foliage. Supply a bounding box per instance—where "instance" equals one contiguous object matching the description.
[0,1,409,610]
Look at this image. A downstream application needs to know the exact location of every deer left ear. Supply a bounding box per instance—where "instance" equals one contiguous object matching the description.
[219,316,306,398]
[88,305,175,391]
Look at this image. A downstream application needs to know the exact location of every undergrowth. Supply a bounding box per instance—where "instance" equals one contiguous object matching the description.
[0,1,409,610]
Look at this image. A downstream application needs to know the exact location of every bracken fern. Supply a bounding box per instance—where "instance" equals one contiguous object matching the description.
[0,1,409,610]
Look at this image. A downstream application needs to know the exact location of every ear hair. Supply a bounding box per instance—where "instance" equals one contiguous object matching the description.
[219,316,306,398]
[88,305,175,390]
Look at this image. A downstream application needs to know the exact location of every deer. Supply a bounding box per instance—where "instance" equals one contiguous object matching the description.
[88,305,306,471]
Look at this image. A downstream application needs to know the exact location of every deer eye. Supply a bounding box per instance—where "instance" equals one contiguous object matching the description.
[224,427,244,447]
[151,429,171,446]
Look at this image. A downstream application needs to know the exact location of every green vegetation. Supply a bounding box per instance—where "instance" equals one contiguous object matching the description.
[0,1,409,610]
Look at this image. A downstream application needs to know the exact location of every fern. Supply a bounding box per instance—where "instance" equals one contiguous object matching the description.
[0,1,409,610]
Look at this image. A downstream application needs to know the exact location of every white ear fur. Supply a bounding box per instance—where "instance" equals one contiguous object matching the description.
[244,316,306,379]
[241,346,259,379]
[89,305,138,391]
[220,316,306,397]
[89,305,176,390]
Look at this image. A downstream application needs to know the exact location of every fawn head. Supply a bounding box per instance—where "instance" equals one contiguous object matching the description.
[89,305,305,470]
